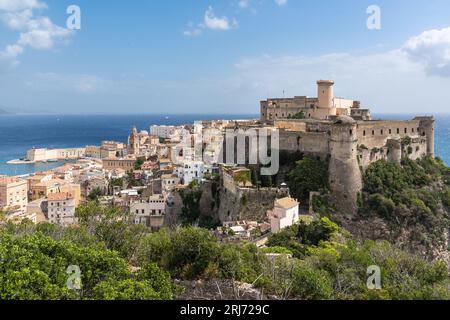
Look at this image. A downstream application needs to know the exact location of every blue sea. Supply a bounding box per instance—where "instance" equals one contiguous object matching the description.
[0,114,256,176]
[0,113,449,176]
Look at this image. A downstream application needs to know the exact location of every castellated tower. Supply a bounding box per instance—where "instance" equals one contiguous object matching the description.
[387,139,402,164]
[415,116,435,157]
[328,116,362,216]
[317,80,336,117]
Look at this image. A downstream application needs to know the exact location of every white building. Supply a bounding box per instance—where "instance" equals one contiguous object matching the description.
[130,194,166,230]
[150,125,177,139]
[161,174,180,193]
[26,147,86,162]
[176,161,204,185]
[47,192,77,226]
[269,197,300,234]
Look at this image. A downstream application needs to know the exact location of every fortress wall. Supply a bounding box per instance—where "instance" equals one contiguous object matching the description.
[358,137,428,169]
[334,98,354,109]
[408,138,428,161]
[274,120,307,132]
[279,130,330,156]
[305,122,332,132]
[357,120,421,149]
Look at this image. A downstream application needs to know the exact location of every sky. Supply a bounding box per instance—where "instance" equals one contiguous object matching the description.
[0,0,450,115]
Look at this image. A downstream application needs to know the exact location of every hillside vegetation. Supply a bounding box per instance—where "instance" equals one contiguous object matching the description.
[308,156,450,262]
[2,200,450,300]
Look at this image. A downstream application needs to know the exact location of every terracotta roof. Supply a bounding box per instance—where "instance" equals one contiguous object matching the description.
[35,179,65,188]
[275,197,299,209]
[0,177,24,185]
[48,192,74,201]
[161,174,178,179]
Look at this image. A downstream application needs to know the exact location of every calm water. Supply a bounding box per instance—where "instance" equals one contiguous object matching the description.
[0,114,255,176]
[0,113,449,176]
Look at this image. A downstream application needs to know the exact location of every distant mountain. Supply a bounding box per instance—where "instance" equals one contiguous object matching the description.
[0,105,13,114]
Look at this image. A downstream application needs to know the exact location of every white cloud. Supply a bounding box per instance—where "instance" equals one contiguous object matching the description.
[0,0,45,12]
[184,6,237,36]
[183,28,202,37]
[18,17,71,49]
[0,0,72,67]
[204,6,236,31]
[403,27,450,77]
[182,22,203,37]
[238,0,251,9]
[274,0,288,6]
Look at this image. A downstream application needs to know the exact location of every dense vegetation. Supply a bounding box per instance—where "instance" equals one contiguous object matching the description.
[2,156,450,300]
[287,155,329,201]
[264,218,450,299]
[359,157,450,249]
[2,198,450,300]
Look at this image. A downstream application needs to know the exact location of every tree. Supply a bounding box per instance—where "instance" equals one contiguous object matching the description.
[288,112,306,120]
[136,227,219,279]
[75,202,150,262]
[134,158,144,170]
[288,156,329,201]
[0,233,174,300]
[88,187,104,202]
[179,183,203,225]
[92,279,161,300]
[291,263,333,300]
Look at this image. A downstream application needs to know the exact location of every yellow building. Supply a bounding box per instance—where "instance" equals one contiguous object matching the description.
[30,179,65,201]
[60,183,81,207]
[30,178,81,207]
[0,177,28,211]
[102,156,136,172]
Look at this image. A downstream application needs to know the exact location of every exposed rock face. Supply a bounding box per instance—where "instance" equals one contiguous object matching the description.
[332,209,450,266]
[217,187,288,222]
[165,180,289,226]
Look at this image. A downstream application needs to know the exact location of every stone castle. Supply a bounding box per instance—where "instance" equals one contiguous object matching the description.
[256,80,435,214]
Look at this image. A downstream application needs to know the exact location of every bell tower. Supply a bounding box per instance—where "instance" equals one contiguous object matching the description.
[128,127,140,156]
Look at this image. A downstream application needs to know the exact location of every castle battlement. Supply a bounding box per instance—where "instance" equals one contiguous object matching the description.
[255,81,435,214]
[261,80,371,122]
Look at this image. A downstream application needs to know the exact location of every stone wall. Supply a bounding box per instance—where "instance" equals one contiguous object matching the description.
[217,186,289,222]
[279,130,329,158]
[356,120,422,149]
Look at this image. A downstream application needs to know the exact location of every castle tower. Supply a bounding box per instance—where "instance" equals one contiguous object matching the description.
[416,116,435,157]
[387,139,402,164]
[328,116,362,216]
[317,80,336,118]
[128,127,140,156]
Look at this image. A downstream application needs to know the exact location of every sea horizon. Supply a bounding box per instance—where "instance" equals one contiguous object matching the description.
[1,112,449,177]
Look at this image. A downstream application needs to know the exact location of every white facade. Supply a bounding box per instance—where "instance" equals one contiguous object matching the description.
[176,161,204,185]
[131,195,166,229]
[47,193,76,226]
[269,197,300,234]
[150,125,176,139]
[27,148,86,162]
